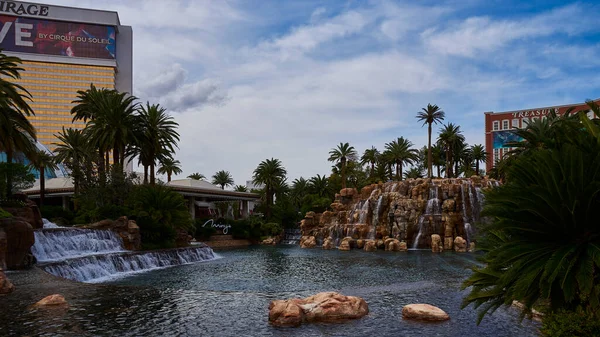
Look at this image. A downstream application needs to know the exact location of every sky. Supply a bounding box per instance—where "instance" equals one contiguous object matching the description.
[33,0,600,186]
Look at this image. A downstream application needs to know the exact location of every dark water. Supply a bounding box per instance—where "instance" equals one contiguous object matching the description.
[1,246,539,336]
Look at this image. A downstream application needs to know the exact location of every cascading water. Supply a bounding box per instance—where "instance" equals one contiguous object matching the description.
[282,228,302,245]
[412,183,441,249]
[32,220,217,283]
[461,181,476,246]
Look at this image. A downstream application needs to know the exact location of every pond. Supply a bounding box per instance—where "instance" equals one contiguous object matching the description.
[2,246,539,336]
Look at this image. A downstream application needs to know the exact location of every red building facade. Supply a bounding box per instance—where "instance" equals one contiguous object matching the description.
[484,99,599,172]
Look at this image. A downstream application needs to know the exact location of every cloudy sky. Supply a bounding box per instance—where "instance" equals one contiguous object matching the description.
[36,0,600,186]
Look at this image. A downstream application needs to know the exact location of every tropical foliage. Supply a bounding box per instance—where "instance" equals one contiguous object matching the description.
[462,101,600,326]
[416,103,445,178]
[328,142,357,189]
[187,172,206,180]
[212,170,234,189]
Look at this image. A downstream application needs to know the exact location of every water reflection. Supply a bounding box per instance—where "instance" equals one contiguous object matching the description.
[1,247,538,336]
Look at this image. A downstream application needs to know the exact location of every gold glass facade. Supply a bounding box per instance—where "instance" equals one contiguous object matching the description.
[14,61,116,151]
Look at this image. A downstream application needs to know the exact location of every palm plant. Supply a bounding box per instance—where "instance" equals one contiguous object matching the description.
[252,158,287,219]
[431,144,445,178]
[290,177,309,208]
[470,144,487,176]
[157,157,182,182]
[383,137,418,180]
[0,107,36,196]
[309,174,329,198]
[437,123,464,178]
[187,172,206,180]
[133,103,180,184]
[29,149,59,207]
[53,128,93,198]
[212,170,234,190]
[403,167,424,179]
[416,104,445,178]
[328,142,357,189]
[0,52,34,116]
[360,146,379,178]
[233,185,248,192]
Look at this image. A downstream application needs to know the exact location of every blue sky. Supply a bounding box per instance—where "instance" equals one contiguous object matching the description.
[34,0,600,185]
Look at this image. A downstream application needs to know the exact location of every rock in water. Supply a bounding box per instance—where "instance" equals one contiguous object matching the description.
[402,304,450,321]
[269,292,369,327]
[300,236,316,248]
[0,218,35,269]
[322,238,334,250]
[363,240,377,252]
[0,270,15,294]
[431,234,443,253]
[453,236,467,252]
[33,294,68,307]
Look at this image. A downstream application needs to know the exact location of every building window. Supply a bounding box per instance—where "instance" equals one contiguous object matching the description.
[522,117,530,126]
[493,148,500,164]
[493,121,499,131]
[512,119,520,129]
[502,120,509,130]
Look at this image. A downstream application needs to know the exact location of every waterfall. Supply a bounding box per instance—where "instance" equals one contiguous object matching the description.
[412,183,442,248]
[282,229,301,245]
[32,227,218,283]
[372,195,384,227]
[461,182,474,245]
[358,200,369,224]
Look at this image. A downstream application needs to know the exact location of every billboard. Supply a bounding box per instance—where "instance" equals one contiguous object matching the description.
[0,14,115,59]
[493,130,523,149]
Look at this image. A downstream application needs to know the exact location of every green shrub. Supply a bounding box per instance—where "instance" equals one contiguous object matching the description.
[195,218,216,240]
[540,309,600,337]
[40,205,75,225]
[230,217,262,240]
[0,207,11,219]
[260,222,282,237]
[137,215,176,250]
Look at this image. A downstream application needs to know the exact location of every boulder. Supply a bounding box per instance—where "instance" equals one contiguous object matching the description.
[384,238,401,251]
[322,238,334,250]
[444,237,453,250]
[0,217,35,269]
[0,270,15,294]
[269,292,369,327]
[431,234,443,253]
[300,236,316,248]
[355,239,365,249]
[85,217,141,250]
[398,240,408,251]
[338,237,354,251]
[33,294,68,307]
[376,239,385,250]
[363,240,377,252]
[261,237,275,245]
[454,236,467,252]
[3,194,43,229]
[402,304,450,321]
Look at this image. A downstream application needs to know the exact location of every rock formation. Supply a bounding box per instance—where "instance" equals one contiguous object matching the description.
[268,292,369,326]
[0,270,14,294]
[84,216,141,250]
[3,193,43,229]
[33,294,68,307]
[0,217,35,269]
[454,236,467,253]
[299,178,495,251]
[431,234,443,253]
[402,303,450,321]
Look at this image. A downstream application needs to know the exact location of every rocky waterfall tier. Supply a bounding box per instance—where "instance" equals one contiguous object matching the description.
[300,177,497,251]
[32,222,218,283]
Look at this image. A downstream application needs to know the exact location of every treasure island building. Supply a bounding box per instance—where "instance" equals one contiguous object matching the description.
[484,98,600,172]
[0,0,132,153]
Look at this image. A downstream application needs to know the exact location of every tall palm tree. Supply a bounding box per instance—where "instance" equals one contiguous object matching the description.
[328,142,357,189]
[233,185,248,192]
[470,144,487,176]
[133,103,180,184]
[384,137,418,180]
[290,177,309,208]
[212,170,234,190]
[416,104,445,178]
[0,107,36,196]
[431,144,445,178]
[30,149,58,207]
[53,128,92,199]
[0,52,34,116]
[437,123,464,178]
[253,158,287,219]
[187,172,206,180]
[360,146,379,178]
[157,157,182,182]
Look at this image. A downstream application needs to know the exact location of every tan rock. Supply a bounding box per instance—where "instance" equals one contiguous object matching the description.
[0,270,15,295]
[398,241,408,251]
[384,238,401,251]
[356,239,365,249]
[376,239,385,250]
[363,240,377,252]
[34,294,68,307]
[339,237,354,251]
[468,242,476,252]
[261,237,275,245]
[300,236,316,248]
[269,292,369,326]
[402,304,450,321]
[0,218,35,269]
[431,234,443,253]
[454,236,467,252]
[444,237,453,250]
[3,194,43,229]
[322,238,334,250]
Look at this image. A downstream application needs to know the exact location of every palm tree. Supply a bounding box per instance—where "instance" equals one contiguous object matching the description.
[233,185,248,192]
[253,158,287,219]
[133,103,180,184]
[431,144,445,178]
[0,107,36,197]
[403,167,424,179]
[0,52,34,116]
[212,170,234,190]
[29,149,58,207]
[290,177,309,208]
[157,157,182,182]
[384,137,418,180]
[470,144,487,176]
[437,123,464,178]
[53,128,92,199]
[360,146,379,178]
[416,104,445,178]
[328,142,357,189]
[309,174,329,198]
[187,172,206,180]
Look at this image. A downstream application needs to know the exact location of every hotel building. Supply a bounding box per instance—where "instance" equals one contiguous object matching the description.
[484,98,600,172]
[0,1,132,153]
